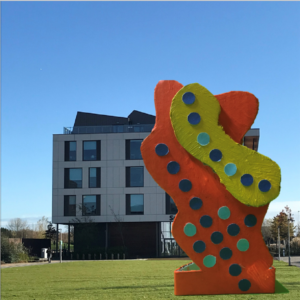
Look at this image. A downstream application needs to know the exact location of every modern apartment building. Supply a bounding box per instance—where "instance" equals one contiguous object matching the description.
[52,110,260,258]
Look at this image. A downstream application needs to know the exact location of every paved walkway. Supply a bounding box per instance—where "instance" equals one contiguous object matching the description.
[1,259,148,269]
[1,260,71,269]
[274,256,300,268]
[2,257,300,269]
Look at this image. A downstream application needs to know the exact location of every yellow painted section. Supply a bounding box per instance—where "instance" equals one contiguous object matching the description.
[170,83,281,207]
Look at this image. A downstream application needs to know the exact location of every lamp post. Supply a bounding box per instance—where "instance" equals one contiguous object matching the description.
[297,210,300,236]
[288,213,292,266]
[59,229,62,263]
[278,226,281,261]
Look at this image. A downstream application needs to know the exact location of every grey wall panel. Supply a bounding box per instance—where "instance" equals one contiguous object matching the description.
[106,194,114,215]
[119,194,126,215]
[156,193,165,215]
[143,194,152,215]
[119,168,125,188]
[106,188,124,195]
[77,140,82,161]
[113,140,120,160]
[101,140,107,161]
[149,193,157,215]
[101,167,107,188]
[52,166,59,189]
[113,167,120,187]
[53,141,59,162]
[58,141,64,162]
[82,167,88,188]
[144,169,157,187]
[140,187,157,194]
[58,168,64,189]
[107,167,114,188]
[106,139,114,160]
[119,138,125,160]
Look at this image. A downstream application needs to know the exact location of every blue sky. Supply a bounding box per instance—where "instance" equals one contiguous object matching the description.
[1,1,300,227]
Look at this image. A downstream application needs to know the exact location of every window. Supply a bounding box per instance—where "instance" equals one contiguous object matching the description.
[126,194,144,215]
[64,196,76,216]
[83,141,101,161]
[126,139,143,160]
[82,195,100,216]
[65,141,76,161]
[64,168,82,188]
[126,167,144,187]
[166,193,178,214]
[89,168,101,188]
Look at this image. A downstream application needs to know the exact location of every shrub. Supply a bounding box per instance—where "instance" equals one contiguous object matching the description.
[1,235,30,263]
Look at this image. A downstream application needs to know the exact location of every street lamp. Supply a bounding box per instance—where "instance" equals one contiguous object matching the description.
[297,210,300,236]
[278,225,281,261]
[287,213,293,266]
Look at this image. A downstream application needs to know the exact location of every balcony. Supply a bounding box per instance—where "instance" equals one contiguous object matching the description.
[63,124,155,135]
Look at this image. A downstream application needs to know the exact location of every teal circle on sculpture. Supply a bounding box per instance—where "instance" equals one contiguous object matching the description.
[197,132,210,146]
[203,255,216,268]
[184,223,196,237]
[218,206,230,220]
[237,239,249,251]
[224,163,237,176]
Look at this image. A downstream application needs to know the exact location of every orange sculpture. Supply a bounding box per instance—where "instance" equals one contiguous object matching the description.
[141,80,278,295]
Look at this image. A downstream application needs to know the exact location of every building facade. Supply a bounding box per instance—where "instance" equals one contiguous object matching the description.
[52,110,260,258]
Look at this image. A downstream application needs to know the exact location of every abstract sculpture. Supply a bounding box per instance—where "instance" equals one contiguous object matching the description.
[141,80,282,295]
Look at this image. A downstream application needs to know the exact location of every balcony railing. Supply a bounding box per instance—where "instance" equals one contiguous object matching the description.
[63,124,154,135]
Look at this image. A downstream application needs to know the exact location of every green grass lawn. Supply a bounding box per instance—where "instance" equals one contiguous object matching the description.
[1,260,299,300]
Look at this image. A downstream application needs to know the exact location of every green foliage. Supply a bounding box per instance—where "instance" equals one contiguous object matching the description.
[1,227,13,238]
[1,260,300,299]
[1,235,30,263]
[271,206,296,242]
[44,221,57,241]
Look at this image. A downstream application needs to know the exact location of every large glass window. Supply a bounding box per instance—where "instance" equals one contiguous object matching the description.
[64,168,82,188]
[126,167,144,187]
[64,195,76,216]
[89,168,101,188]
[65,141,76,161]
[83,141,101,161]
[166,193,178,215]
[126,140,143,160]
[126,194,144,215]
[82,195,100,216]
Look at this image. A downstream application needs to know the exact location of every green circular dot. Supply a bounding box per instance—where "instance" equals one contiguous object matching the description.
[184,223,197,237]
[218,206,230,220]
[197,132,210,146]
[203,255,216,268]
[237,239,249,251]
[224,163,237,176]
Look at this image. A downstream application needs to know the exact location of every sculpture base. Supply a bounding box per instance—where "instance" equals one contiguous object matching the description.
[174,263,276,296]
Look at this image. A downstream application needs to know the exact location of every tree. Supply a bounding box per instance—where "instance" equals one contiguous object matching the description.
[270,206,296,244]
[1,227,13,238]
[36,216,49,238]
[7,218,29,238]
[44,221,57,242]
[1,234,30,263]
[261,218,273,245]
